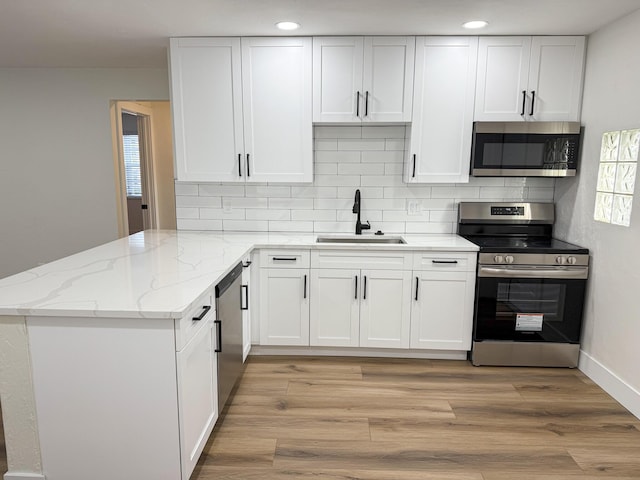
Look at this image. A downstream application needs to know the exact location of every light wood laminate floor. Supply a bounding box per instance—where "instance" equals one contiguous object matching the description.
[191,356,640,480]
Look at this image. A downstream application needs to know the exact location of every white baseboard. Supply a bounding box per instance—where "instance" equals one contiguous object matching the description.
[579,349,640,420]
[4,473,46,480]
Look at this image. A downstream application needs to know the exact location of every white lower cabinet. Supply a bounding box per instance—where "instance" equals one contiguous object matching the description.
[259,267,310,345]
[410,253,477,351]
[241,254,253,361]
[176,319,218,480]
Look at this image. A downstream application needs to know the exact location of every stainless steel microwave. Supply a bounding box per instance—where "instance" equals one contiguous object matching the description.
[471,122,582,177]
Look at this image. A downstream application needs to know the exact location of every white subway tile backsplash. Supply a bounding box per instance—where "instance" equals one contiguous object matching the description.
[199,184,245,197]
[269,221,314,232]
[176,195,222,208]
[223,220,268,232]
[244,186,291,198]
[176,207,199,219]
[385,139,405,151]
[362,126,406,139]
[177,218,223,230]
[338,139,386,151]
[222,197,268,209]
[315,126,362,139]
[316,151,360,163]
[362,151,404,163]
[337,187,384,198]
[246,209,291,221]
[338,163,385,175]
[176,126,553,234]
[174,183,199,196]
[315,163,338,175]
[291,209,336,221]
[269,198,314,209]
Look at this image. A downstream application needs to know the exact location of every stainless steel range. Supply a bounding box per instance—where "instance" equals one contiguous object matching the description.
[458,202,589,367]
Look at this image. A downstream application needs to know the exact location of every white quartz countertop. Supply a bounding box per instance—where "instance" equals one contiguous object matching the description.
[0,230,478,319]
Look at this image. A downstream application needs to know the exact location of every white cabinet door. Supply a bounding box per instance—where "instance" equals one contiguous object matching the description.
[242,37,313,183]
[359,270,412,349]
[170,38,244,182]
[475,36,531,121]
[259,268,310,345]
[309,268,360,347]
[362,36,415,122]
[241,256,252,361]
[313,37,364,123]
[410,271,474,350]
[528,36,585,121]
[313,36,414,123]
[176,319,218,480]
[406,36,478,184]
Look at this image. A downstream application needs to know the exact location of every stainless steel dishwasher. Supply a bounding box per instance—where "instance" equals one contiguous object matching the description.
[214,262,244,412]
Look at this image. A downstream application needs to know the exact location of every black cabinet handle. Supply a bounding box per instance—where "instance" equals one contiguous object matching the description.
[303,274,307,299]
[521,90,527,116]
[273,257,297,262]
[238,153,242,177]
[365,91,369,117]
[432,260,459,264]
[192,305,211,321]
[363,275,367,300]
[241,285,249,310]
[246,154,250,177]
[355,275,358,300]
[214,320,222,352]
[242,260,252,268]
[529,90,536,116]
[356,91,361,117]
[412,154,416,178]
[415,277,419,301]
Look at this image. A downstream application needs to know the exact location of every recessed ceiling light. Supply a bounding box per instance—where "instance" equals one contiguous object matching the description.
[276,21,301,31]
[463,20,489,29]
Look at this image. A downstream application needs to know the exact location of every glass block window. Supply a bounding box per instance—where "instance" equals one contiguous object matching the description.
[594,129,639,227]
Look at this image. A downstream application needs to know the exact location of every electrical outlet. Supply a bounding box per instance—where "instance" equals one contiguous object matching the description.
[407,200,421,216]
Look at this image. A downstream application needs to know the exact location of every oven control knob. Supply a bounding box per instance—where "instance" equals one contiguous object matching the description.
[494,255,504,264]
[505,255,514,264]
[567,256,577,265]
[556,256,567,265]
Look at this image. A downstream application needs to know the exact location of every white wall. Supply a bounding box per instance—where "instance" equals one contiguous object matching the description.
[176,125,555,233]
[0,68,169,279]
[555,9,640,417]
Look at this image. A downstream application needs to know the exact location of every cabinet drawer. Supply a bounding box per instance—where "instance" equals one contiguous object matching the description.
[175,290,215,351]
[413,252,477,272]
[312,250,413,270]
[260,249,310,268]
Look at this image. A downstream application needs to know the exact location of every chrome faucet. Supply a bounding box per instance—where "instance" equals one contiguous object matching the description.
[352,189,371,235]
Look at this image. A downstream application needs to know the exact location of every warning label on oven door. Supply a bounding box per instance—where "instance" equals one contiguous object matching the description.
[515,314,544,332]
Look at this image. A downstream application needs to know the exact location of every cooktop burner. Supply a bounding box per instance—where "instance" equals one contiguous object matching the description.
[461,235,589,254]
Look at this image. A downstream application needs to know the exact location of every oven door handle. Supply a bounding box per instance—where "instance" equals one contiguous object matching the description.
[478,266,588,280]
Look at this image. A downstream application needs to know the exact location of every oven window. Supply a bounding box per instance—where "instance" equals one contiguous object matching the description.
[475,277,586,343]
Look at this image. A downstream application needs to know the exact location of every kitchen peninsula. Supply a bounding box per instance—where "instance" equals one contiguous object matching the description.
[0,230,477,480]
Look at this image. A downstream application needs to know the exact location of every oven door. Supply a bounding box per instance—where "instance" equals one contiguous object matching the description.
[474,265,587,343]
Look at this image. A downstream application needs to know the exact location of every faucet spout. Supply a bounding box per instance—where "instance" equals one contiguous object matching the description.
[353,189,370,235]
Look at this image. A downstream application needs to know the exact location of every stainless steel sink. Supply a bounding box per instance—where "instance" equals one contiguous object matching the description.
[316,235,406,244]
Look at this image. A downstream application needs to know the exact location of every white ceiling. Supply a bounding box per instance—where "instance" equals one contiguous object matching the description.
[2,0,640,68]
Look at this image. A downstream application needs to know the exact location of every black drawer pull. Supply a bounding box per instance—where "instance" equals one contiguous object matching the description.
[273,257,297,262]
[192,305,211,321]
[432,260,459,264]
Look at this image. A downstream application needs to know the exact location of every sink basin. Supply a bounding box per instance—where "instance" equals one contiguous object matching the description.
[316,235,406,244]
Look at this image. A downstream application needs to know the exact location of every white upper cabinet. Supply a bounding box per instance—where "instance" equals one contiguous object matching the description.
[313,36,415,123]
[170,38,244,183]
[406,36,478,184]
[170,37,313,183]
[475,36,585,121]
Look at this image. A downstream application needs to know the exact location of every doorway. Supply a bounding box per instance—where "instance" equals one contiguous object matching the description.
[111,101,176,237]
